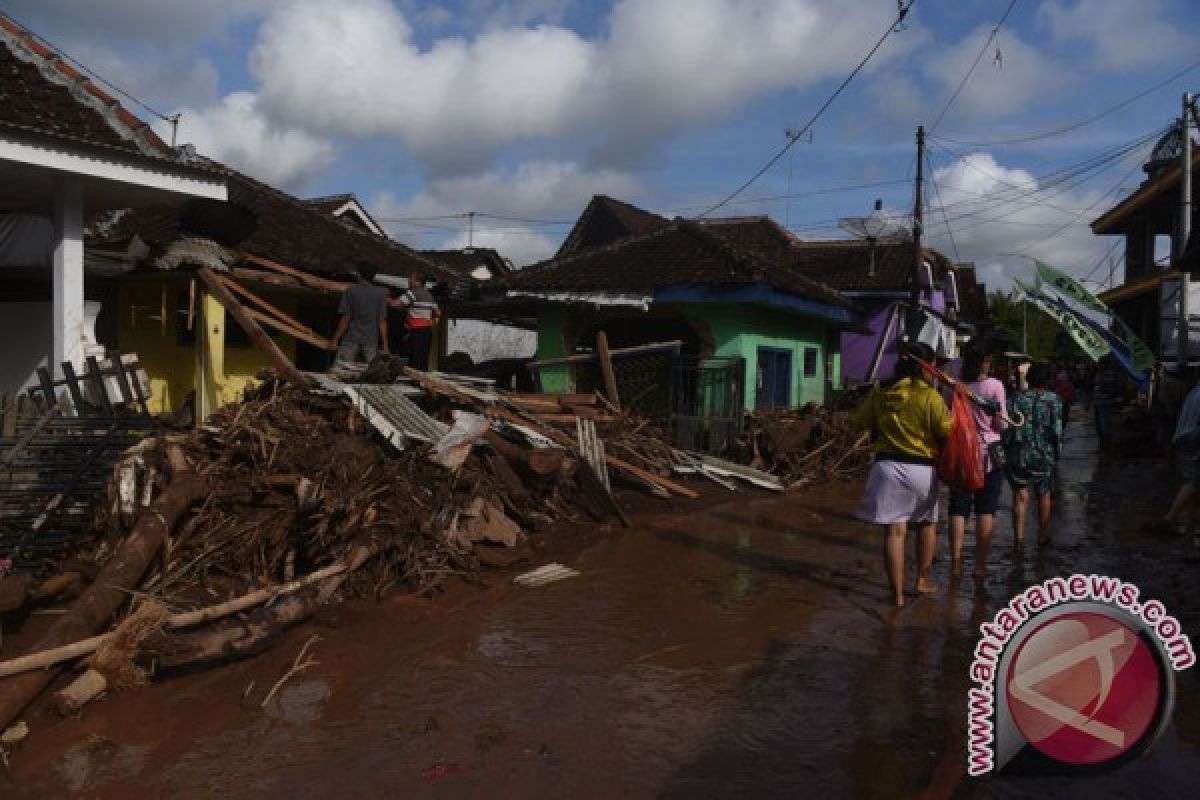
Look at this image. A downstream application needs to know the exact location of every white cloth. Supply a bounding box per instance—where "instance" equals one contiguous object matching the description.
[856,461,939,525]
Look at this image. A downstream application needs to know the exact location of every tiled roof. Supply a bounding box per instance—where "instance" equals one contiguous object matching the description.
[0,18,171,158]
[555,195,668,258]
[420,247,511,279]
[783,238,955,292]
[503,219,854,311]
[93,161,455,282]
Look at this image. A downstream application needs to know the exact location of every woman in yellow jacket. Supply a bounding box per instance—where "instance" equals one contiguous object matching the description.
[855,342,953,607]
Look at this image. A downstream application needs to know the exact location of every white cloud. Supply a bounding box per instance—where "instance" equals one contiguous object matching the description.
[63,42,221,112]
[1039,0,1192,70]
[159,92,336,191]
[926,152,1119,293]
[372,159,641,265]
[249,0,915,171]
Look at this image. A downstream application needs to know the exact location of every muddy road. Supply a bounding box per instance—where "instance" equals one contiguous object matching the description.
[5,424,1199,798]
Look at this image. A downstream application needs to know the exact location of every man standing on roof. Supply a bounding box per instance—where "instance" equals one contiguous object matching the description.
[392,271,439,371]
[330,262,389,366]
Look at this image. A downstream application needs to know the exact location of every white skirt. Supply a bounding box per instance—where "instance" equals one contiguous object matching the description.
[855,460,938,525]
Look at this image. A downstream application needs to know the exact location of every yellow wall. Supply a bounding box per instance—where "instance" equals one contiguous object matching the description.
[117,275,296,417]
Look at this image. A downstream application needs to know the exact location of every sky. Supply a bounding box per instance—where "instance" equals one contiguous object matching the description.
[5,0,1199,293]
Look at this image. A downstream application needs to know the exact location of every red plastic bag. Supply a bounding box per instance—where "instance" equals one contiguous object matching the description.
[937,387,984,492]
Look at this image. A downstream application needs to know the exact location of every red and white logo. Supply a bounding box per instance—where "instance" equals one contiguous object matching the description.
[1005,611,1162,767]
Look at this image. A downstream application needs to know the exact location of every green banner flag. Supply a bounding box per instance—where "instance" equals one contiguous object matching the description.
[1033,260,1155,372]
[1014,279,1112,362]
[1035,260,1109,314]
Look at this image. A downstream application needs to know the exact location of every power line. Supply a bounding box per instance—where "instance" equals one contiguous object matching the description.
[929,0,1019,133]
[927,150,962,263]
[696,0,917,218]
[0,9,175,124]
[934,57,1200,147]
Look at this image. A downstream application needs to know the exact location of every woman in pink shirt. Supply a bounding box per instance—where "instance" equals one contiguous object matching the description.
[947,347,1007,576]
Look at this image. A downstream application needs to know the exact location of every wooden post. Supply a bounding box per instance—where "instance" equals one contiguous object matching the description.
[595,331,620,411]
[195,266,310,389]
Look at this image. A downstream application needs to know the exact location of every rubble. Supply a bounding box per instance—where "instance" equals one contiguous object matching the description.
[0,366,870,738]
[741,406,873,486]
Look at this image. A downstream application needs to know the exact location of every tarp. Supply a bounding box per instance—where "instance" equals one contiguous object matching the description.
[0,213,54,269]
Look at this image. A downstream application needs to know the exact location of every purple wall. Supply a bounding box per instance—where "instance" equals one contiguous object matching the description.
[840,289,946,384]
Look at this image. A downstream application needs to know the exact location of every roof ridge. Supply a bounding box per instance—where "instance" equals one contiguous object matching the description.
[304,192,357,204]
[0,18,172,158]
[194,155,451,279]
[530,216,683,274]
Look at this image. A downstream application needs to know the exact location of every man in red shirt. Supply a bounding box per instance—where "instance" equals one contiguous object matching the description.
[391,271,440,371]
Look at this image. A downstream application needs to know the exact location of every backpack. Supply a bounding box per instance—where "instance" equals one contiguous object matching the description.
[1003,391,1057,476]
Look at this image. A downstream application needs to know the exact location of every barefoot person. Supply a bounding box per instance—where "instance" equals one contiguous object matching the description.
[947,347,1007,576]
[1005,363,1062,547]
[856,342,953,607]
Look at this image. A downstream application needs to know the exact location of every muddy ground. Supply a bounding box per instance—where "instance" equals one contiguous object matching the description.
[4,422,1199,798]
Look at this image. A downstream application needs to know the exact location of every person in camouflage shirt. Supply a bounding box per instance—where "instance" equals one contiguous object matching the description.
[1004,363,1063,548]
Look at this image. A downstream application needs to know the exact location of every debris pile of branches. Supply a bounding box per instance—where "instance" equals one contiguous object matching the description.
[742,406,872,486]
[0,369,728,736]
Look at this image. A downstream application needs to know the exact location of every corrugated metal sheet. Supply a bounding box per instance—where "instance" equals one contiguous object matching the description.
[348,384,449,446]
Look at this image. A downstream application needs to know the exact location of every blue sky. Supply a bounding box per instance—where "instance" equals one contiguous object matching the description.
[5,0,1198,290]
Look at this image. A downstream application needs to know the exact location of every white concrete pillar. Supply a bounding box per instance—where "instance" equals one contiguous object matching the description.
[52,176,84,376]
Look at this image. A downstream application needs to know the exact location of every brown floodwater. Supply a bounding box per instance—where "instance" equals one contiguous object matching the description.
[4,423,1198,798]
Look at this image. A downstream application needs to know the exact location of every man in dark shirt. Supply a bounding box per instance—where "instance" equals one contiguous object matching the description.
[331,262,389,365]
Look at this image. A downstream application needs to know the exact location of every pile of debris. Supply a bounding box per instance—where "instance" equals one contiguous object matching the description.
[741,406,872,486]
[0,367,784,738]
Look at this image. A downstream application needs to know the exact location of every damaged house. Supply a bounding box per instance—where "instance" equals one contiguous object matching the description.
[0,17,456,419]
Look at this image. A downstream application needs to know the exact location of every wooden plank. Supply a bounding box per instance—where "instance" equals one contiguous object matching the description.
[36,368,57,410]
[595,331,620,410]
[404,368,698,499]
[245,308,333,352]
[110,356,135,406]
[59,362,87,415]
[219,275,332,349]
[231,251,349,294]
[122,356,152,416]
[527,340,683,369]
[0,393,14,439]
[84,357,114,416]
[195,267,311,389]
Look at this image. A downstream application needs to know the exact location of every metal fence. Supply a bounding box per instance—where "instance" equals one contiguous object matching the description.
[667,356,746,455]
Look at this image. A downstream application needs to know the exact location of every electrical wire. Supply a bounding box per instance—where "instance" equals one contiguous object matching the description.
[934,57,1200,147]
[929,0,1019,134]
[927,150,962,263]
[695,0,917,218]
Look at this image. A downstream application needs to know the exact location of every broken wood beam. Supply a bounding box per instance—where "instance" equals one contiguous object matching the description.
[231,251,349,294]
[245,308,333,352]
[595,331,621,411]
[527,340,683,370]
[405,368,698,499]
[217,275,332,350]
[195,266,311,389]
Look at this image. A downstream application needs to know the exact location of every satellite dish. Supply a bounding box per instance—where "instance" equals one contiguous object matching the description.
[838,199,909,276]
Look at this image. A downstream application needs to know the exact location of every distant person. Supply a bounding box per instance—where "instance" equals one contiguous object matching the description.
[331,262,389,365]
[1157,375,1200,536]
[1054,370,1075,430]
[1151,362,1185,456]
[1092,357,1119,451]
[855,342,953,607]
[947,347,1007,577]
[392,271,439,371]
[1005,363,1063,547]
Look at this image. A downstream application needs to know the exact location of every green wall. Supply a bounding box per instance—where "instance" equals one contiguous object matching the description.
[535,311,572,393]
[687,304,830,409]
[531,302,839,409]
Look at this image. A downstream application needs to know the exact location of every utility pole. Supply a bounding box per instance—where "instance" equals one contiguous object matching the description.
[466,211,476,249]
[1178,93,1194,372]
[911,125,925,309]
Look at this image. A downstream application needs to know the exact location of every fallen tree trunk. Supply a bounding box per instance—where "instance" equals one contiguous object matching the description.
[156,544,372,670]
[0,470,207,732]
[0,547,371,680]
